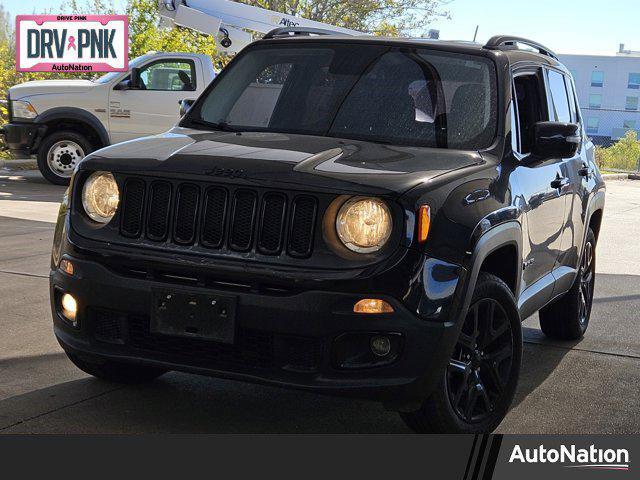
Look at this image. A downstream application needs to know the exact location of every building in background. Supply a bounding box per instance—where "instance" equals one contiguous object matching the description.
[560,44,640,146]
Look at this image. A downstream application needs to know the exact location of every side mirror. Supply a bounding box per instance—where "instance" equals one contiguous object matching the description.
[114,79,131,90]
[129,67,142,89]
[531,121,581,160]
[179,99,195,117]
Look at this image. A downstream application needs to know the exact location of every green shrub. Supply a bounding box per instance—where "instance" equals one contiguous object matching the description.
[598,131,640,172]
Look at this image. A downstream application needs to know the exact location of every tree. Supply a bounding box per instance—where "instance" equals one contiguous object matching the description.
[238,0,449,36]
[126,0,218,61]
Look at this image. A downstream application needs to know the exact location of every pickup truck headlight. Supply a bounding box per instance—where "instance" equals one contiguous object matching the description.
[10,100,38,120]
[82,172,119,224]
[336,197,392,253]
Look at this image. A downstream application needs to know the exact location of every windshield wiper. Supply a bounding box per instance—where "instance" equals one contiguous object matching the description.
[187,118,237,132]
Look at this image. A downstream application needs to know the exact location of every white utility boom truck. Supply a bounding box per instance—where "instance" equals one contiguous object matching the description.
[2,0,359,184]
[157,0,360,53]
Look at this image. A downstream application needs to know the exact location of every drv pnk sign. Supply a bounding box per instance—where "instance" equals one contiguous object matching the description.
[16,15,128,72]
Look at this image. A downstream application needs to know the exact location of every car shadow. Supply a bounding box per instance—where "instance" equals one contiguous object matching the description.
[1,335,580,434]
[510,325,580,410]
[0,352,411,433]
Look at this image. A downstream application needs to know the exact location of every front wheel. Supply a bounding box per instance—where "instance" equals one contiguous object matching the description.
[37,131,92,185]
[401,273,522,433]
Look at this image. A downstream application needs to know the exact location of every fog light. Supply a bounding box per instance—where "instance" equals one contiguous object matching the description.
[61,293,77,322]
[60,259,74,275]
[370,336,392,357]
[354,298,394,314]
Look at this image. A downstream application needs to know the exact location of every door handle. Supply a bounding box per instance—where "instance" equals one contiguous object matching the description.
[550,177,569,189]
[578,164,593,178]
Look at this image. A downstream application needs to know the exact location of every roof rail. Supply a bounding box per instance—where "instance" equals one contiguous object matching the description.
[484,35,558,60]
[263,27,344,39]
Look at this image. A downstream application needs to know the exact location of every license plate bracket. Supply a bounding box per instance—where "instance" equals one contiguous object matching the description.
[151,288,236,343]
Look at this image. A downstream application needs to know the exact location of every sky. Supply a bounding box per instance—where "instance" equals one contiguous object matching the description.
[1,0,637,55]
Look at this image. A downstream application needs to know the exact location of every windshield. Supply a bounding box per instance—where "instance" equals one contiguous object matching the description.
[92,56,147,84]
[187,43,497,150]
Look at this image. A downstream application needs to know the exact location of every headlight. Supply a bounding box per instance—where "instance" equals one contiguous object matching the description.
[82,171,119,224]
[336,197,392,253]
[11,100,37,120]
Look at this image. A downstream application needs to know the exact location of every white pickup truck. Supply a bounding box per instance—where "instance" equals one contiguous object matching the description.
[2,52,215,184]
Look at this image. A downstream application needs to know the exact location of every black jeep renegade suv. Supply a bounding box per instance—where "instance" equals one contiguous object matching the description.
[50,32,605,433]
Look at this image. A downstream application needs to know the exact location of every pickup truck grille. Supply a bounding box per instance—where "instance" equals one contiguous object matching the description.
[118,177,318,258]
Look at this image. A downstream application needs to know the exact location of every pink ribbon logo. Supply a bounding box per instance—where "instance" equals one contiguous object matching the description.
[67,35,76,50]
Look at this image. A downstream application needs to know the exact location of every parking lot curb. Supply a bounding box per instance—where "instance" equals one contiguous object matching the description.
[0,158,38,171]
[603,173,639,181]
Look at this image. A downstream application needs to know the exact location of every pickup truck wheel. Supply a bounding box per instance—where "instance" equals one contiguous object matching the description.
[539,228,596,340]
[66,353,167,384]
[37,131,92,185]
[400,273,522,433]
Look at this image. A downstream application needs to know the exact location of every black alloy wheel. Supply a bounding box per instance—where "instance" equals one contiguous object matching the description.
[578,239,594,327]
[446,298,514,424]
[539,227,597,340]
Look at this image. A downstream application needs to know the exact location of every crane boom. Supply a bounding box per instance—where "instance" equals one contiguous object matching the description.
[157,0,362,53]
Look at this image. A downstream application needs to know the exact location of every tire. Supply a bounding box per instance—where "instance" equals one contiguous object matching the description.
[37,131,93,185]
[539,228,596,341]
[66,353,167,384]
[400,273,522,433]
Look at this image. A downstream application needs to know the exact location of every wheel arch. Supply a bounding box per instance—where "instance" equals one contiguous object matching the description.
[35,107,110,150]
[586,190,605,244]
[456,221,523,326]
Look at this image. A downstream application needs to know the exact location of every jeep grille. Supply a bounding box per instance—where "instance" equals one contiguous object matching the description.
[117,177,318,258]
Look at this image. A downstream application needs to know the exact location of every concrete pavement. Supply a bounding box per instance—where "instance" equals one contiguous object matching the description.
[0,170,638,433]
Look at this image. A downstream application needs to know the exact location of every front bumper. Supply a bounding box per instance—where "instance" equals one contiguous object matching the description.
[51,254,463,409]
[1,122,46,155]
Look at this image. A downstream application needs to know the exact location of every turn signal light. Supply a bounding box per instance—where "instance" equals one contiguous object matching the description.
[418,205,431,243]
[354,299,394,314]
[60,259,74,275]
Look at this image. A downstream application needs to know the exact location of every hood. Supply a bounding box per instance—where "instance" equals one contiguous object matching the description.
[84,127,485,196]
[9,79,95,99]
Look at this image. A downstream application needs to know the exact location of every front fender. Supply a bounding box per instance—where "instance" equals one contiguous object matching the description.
[36,107,110,147]
[455,221,523,325]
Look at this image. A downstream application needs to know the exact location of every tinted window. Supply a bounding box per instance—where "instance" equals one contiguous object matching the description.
[193,44,497,149]
[629,73,640,89]
[513,72,547,154]
[547,70,572,123]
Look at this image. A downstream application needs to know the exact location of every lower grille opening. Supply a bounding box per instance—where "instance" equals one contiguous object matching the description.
[129,315,275,370]
[88,308,322,373]
[90,307,125,344]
